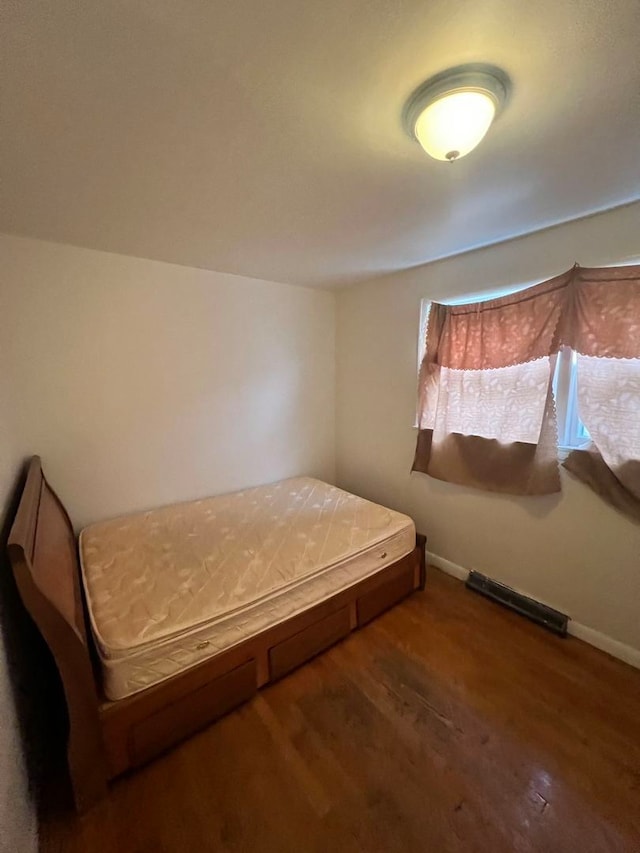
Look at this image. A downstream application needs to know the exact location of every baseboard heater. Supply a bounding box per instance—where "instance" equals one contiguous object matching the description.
[465,571,568,637]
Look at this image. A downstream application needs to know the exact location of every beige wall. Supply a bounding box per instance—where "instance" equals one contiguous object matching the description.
[336,202,640,655]
[1,235,336,529]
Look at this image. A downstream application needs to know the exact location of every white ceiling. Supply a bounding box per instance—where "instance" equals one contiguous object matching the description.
[2,0,640,288]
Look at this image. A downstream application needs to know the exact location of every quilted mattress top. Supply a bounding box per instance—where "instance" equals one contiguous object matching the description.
[79,478,414,658]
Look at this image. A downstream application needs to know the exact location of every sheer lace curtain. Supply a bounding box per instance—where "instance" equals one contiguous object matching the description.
[413,264,640,521]
[563,266,640,520]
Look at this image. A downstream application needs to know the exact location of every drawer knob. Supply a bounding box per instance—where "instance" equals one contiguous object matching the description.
[196,641,211,650]
[380,551,387,559]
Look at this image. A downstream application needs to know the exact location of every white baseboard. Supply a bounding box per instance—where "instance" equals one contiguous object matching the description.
[568,621,640,669]
[427,551,470,582]
[427,551,640,671]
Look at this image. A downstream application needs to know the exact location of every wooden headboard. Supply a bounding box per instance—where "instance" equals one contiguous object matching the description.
[7,456,107,809]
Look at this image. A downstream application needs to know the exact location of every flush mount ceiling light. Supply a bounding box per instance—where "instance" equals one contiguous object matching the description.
[403,64,510,162]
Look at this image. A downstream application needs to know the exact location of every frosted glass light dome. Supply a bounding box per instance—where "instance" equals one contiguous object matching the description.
[414,90,497,161]
[404,65,509,162]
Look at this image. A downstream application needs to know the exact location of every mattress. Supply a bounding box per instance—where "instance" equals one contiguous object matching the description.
[79,477,415,700]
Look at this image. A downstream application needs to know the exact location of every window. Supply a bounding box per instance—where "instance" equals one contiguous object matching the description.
[417,296,590,452]
[414,263,640,510]
[553,349,590,453]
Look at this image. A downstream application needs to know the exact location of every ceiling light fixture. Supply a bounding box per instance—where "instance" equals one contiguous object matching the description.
[403,64,510,162]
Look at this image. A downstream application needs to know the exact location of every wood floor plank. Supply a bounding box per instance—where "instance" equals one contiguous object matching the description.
[40,569,640,853]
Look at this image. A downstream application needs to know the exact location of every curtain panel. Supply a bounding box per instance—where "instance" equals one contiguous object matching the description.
[413,264,640,518]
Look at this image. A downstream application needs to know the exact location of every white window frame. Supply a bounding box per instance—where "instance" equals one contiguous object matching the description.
[553,349,591,455]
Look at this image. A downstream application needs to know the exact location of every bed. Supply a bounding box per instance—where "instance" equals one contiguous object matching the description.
[7,457,426,812]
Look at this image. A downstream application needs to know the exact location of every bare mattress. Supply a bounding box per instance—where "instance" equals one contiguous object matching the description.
[79,477,415,700]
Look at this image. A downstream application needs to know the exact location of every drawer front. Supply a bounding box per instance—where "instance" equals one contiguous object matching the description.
[269,606,351,680]
[130,659,257,767]
[356,563,415,627]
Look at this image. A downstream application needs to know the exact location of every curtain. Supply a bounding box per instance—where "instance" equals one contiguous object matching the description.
[413,265,640,518]
[563,266,640,522]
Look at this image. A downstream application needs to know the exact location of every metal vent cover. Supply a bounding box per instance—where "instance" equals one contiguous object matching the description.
[466,571,568,637]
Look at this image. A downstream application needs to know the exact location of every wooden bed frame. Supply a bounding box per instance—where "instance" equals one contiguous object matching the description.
[7,457,426,812]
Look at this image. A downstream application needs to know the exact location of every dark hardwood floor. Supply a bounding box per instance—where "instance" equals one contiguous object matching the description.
[41,569,640,853]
